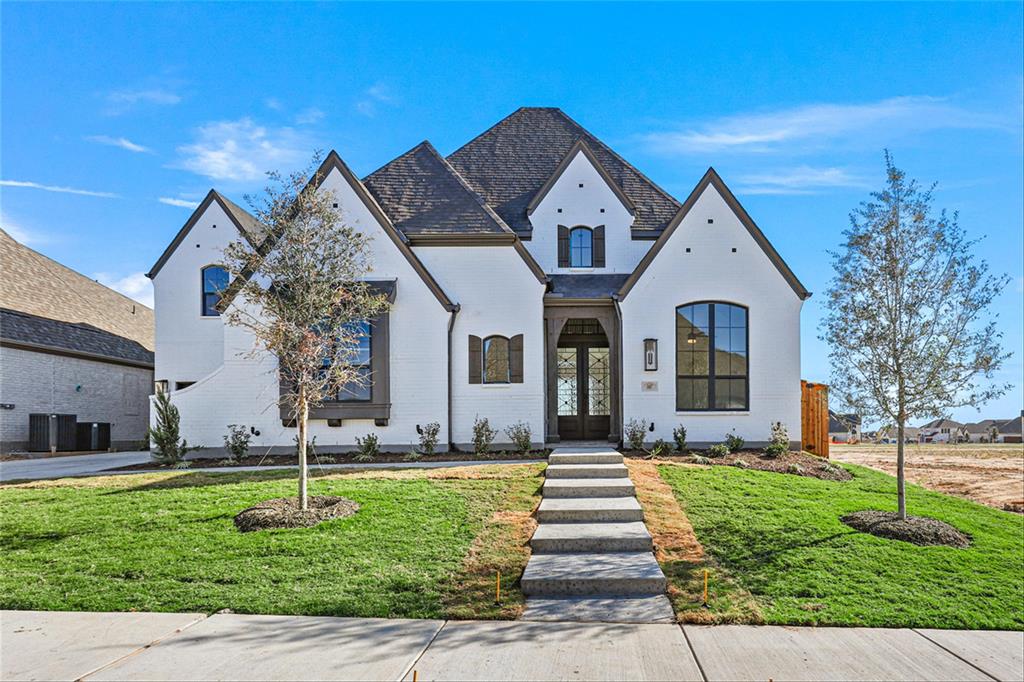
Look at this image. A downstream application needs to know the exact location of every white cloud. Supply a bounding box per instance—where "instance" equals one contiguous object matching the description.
[176,117,309,182]
[86,135,152,153]
[643,96,1008,155]
[0,179,118,198]
[294,107,325,125]
[355,82,396,117]
[265,97,283,111]
[93,271,154,308]
[0,213,53,246]
[158,196,200,208]
[104,88,181,115]
[734,166,869,195]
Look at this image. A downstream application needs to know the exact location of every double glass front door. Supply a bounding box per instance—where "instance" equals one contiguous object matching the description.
[556,344,611,440]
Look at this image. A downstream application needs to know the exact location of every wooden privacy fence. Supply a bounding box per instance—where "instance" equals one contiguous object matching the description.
[801,380,829,458]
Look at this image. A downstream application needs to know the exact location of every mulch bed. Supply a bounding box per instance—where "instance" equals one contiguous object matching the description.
[841,510,972,548]
[234,495,360,532]
[108,450,550,471]
[624,449,853,482]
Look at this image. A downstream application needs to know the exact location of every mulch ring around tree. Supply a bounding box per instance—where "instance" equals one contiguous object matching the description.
[234,496,360,532]
[624,450,852,482]
[841,510,972,548]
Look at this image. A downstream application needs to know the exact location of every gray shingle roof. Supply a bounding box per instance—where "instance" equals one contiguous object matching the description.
[547,274,631,299]
[363,142,511,235]
[446,108,680,237]
[828,411,861,432]
[215,191,269,245]
[1,308,154,366]
[997,416,1022,435]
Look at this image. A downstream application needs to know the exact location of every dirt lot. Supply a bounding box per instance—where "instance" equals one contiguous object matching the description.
[831,443,1024,512]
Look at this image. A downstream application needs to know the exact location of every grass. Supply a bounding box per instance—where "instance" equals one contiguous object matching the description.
[657,461,1024,630]
[0,464,543,619]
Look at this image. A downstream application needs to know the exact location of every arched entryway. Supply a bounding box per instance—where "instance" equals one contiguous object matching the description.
[544,307,620,444]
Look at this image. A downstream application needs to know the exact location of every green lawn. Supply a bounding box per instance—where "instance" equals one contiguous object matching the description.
[0,465,542,619]
[658,462,1024,630]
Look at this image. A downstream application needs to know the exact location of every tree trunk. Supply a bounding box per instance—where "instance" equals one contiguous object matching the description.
[297,390,309,511]
[896,420,906,520]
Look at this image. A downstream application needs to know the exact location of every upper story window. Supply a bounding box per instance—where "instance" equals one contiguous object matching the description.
[569,227,593,267]
[558,225,605,268]
[676,302,748,411]
[201,266,229,317]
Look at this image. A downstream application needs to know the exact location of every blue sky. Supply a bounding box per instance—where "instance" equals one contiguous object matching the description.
[2,2,1022,423]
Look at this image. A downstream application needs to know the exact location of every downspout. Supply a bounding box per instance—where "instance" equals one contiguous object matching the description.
[612,293,624,446]
[447,304,461,451]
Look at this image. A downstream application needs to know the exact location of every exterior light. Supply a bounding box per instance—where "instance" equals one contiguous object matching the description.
[643,339,658,371]
[687,332,699,344]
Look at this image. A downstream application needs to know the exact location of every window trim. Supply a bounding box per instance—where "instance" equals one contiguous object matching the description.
[675,301,749,412]
[568,226,594,268]
[200,265,229,317]
[482,334,512,384]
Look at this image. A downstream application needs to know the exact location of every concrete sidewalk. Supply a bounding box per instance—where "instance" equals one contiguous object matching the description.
[3,610,1021,682]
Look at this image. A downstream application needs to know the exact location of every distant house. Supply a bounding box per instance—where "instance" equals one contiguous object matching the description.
[828,411,861,443]
[994,414,1023,444]
[0,229,154,453]
[962,419,1001,443]
[918,418,964,443]
[876,425,920,444]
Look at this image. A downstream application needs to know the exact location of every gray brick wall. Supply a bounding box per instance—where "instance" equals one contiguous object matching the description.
[0,346,152,452]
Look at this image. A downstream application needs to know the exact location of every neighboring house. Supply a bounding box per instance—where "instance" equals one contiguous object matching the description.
[994,414,1023,444]
[0,229,154,452]
[828,411,861,443]
[149,107,810,453]
[962,419,1001,443]
[876,425,921,444]
[918,418,964,443]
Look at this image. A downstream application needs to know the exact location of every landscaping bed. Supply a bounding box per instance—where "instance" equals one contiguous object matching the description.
[0,463,543,620]
[624,449,851,481]
[656,461,1024,629]
[107,449,550,471]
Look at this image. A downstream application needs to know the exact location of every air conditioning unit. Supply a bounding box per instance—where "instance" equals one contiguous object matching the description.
[28,414,77,452]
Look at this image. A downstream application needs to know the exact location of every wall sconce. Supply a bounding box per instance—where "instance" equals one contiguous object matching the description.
[643,338,658,371]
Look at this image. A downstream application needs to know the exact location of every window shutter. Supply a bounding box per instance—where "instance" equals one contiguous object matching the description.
[593,225,606,267]
[468,335,482,384]
[510,334,524,383]
[557,225,569,267]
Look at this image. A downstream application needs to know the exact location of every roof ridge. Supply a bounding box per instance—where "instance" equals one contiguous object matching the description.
[419,142,515,234]
[445,107,566,161]
[362,140,434,181]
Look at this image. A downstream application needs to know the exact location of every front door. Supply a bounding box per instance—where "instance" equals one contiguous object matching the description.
[556,344,611,440]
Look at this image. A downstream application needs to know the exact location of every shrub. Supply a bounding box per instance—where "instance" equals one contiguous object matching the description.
[624,419,647,450]
[293,434,318,459]
[472,416,497,454]
[763,442,788,459]
[769,421,789,447]
[403,449,422,462]
[649,438,670,458]
[708,443,730,458]
[418,422,441,455]
[692,455,712,465]
[504,421,533,454]
[733,459,749,469]
[672,425,687,452]
[725,431,745,451]
[223,424,251,463]
[787,463,805,475]
[354,433,379,462]
[148,391,196,465]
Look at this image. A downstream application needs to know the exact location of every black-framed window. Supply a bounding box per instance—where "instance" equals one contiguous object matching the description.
[483,335,511,383]
[201,265,229,317]
[568,227,593,267]
[676,302,748,411]
[334,320,372,401]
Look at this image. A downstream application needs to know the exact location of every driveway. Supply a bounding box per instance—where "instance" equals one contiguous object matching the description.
[0,451,151,482]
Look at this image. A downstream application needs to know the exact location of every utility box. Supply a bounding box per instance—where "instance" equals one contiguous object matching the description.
[76,422,111,451]
[28,414,78,452]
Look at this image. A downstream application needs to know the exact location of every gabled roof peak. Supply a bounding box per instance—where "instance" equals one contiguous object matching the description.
[526,137,636,217]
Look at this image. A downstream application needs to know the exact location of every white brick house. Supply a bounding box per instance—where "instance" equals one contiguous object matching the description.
[148,108,810,453]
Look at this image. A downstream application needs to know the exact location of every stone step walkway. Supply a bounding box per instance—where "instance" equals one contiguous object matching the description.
[521,446,675,623]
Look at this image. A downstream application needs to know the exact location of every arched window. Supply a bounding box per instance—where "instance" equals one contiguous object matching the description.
[676,302,748,411]
[483,335,511,383]
[569,227,593,267]
[201,266,229,317]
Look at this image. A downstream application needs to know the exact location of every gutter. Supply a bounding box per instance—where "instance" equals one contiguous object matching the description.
[447,303,461,451]
[611,293,624,446]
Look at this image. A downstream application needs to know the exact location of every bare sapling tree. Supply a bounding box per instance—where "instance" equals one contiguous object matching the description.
[822,152,1010,519]
[220,154,390,510]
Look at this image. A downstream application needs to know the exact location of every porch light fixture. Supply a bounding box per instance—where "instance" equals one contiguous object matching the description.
[686,331,700,345]
[643,338,658,371]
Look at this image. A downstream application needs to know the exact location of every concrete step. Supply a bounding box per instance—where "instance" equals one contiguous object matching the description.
[545,463,629,479]
[543,478,636,498]
[521,595,676,624]
[536,497,644,523]
[548,452,624,465]
[531,522,653,553]
[521,551,667,596]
